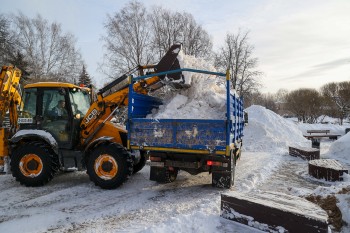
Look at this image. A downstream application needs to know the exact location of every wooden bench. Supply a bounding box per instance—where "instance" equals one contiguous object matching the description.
[309,159,348,181]
[307,130,330,135]
[304,129,340,140]
[289,146,320,160]
[221,191,328,233]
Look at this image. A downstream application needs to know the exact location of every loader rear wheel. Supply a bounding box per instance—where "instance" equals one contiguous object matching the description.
[87,143,133,189]
[11,142,57,187]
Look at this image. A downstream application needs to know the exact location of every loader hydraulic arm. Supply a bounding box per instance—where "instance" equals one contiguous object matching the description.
[0,66,22,172]
[79,44,183,145]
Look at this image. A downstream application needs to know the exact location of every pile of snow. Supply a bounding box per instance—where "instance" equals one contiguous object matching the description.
[244,105,308,153]
[325,133,350,166]
[147,51,227,119]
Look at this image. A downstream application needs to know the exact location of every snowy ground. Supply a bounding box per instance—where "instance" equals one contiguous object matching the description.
[1,52,349,232]
[1,106,349,233]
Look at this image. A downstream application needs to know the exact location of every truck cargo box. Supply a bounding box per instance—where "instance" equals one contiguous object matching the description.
[126,68,244,188]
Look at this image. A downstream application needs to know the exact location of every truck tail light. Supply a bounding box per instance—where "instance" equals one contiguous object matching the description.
[207,161,222,166]
[150,156,161,162]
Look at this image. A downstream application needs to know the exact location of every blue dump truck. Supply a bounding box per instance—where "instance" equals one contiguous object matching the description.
[127,68,244,188]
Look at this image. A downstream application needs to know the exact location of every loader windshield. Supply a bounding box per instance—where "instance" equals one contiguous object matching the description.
[69,88,90,116]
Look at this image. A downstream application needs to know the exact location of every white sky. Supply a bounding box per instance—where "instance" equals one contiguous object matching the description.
[2,0,350,93]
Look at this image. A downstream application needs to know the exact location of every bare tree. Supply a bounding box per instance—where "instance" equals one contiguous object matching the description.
[102,1,153,78]
[275,89,289,103]
[285,88,322,123]
[180,12,212,58]
[149,7,212,60]
[244,91,277,112]
[148,7,183,59]
[11,12,83,83]
[0,14,18,66]
[215,30,261,98]
[321,81,350,124]
[102,1,213,78]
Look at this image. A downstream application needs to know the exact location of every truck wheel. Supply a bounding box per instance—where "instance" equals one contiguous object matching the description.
[87,143,133,189]
[165,168,178,183]
[150,166,178,183]
[133,151,146,174]
[10,142,57,187]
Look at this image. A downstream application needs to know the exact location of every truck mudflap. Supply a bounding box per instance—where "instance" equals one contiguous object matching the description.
[211,149,237,189]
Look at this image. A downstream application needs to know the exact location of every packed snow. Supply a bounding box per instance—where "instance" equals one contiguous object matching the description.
[244,105,309,153]
[147,51,227,120]
[326,133,350,167]
[0,52,350,232]
[1,106,350,232]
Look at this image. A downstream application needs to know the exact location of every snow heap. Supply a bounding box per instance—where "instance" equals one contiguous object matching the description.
[325,132,350,166]
[147,51,227,119]
[244,105,309,153]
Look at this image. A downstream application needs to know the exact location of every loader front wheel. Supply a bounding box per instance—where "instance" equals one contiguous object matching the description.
[87,143,133,189]
[11,142,57,187]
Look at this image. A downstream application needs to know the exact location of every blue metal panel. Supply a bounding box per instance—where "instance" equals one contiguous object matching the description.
[229,92,244,144]
[129,92,162,118]
[129,119,227,151]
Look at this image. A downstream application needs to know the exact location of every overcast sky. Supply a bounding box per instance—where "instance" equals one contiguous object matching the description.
[2,0,350,93]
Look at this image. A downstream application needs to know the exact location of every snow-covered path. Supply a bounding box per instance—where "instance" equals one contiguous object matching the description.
[0,154,268,233]
[0,150,334,233]
[1,105,349,232]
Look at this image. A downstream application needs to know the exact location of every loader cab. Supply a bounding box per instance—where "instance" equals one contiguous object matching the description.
[18,82,91,148]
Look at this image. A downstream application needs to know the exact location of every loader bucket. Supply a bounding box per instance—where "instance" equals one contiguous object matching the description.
[155,44,187,88]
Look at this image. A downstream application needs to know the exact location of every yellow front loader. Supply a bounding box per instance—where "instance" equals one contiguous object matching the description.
[0,66,22,173]
[9,44,183,188]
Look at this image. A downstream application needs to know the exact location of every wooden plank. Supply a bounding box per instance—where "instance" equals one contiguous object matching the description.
[289,146,320,160]
[307,130,330,134]
[221,191,329,233]
[304,134,340,140]
[309,159,348,181]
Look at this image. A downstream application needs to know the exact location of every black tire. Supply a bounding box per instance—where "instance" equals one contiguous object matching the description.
[150,166,178,183]
[10,141,58,187]
[133,151,146,174]
[165,168,178,183]
[87,143,133,189]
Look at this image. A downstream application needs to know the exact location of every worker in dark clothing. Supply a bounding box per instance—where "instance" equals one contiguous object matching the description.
[51,100,68,119]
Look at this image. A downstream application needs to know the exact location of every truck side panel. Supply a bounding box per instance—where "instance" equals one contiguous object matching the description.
[229,92,244,145]
[129,119,226,151]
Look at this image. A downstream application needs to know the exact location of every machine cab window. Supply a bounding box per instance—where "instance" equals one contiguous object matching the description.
[20,88,37,119]
[69,88,90,117]
[41,89,71,144]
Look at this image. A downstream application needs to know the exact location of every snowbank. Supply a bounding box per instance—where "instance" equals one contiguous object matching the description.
[147,51,227,119]
[244,105,308,153]
[325,133,350,166]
